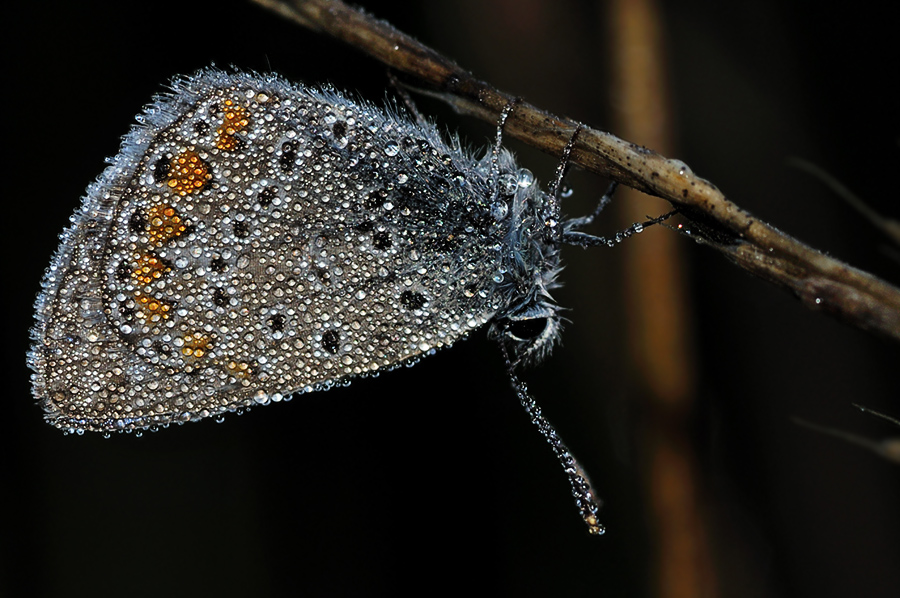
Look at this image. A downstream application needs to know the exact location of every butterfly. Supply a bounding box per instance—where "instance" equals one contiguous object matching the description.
[28,68,666,534]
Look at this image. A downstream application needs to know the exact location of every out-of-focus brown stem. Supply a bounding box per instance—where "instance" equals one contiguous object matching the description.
[608,0,715,596]
[248,0,900,342]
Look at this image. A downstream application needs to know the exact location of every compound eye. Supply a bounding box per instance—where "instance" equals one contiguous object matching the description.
[506,318,549,342]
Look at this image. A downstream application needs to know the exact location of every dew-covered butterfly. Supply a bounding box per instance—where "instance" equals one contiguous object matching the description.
[29,68,665,534]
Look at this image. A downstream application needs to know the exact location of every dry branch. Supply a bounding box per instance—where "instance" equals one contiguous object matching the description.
[250,0,900,341]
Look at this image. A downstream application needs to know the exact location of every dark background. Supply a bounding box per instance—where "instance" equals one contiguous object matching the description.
[6,1,898,596]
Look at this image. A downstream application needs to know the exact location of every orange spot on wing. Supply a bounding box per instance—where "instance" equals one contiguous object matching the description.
[130,252,170,285]
[225,359,254,379]
[216,99,249,151]
[181,333,211,360]
[146,203,187,245]
[167,150,210,195]
[134,292,172,321]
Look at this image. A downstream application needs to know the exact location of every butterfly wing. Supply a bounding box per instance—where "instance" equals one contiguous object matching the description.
[29,70,507,433]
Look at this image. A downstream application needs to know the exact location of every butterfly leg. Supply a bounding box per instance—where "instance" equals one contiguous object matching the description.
[563,210,677,248]
[386,71,429,128]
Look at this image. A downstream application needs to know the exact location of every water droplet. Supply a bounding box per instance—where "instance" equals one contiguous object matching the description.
[517,169,534,188]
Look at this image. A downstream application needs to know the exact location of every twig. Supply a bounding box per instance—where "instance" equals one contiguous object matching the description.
[793,412,900,465]
[248,0,900,341]
[787,157,900,246]
[852,403,900,428]
[607,0,717,596]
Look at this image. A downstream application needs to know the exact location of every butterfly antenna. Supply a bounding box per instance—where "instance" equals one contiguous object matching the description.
[501,343,605,535]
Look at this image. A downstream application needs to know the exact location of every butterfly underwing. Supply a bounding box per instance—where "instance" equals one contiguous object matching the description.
[27,68,648,534]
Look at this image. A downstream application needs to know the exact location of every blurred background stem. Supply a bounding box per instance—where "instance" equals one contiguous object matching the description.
[607,1,713,596]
